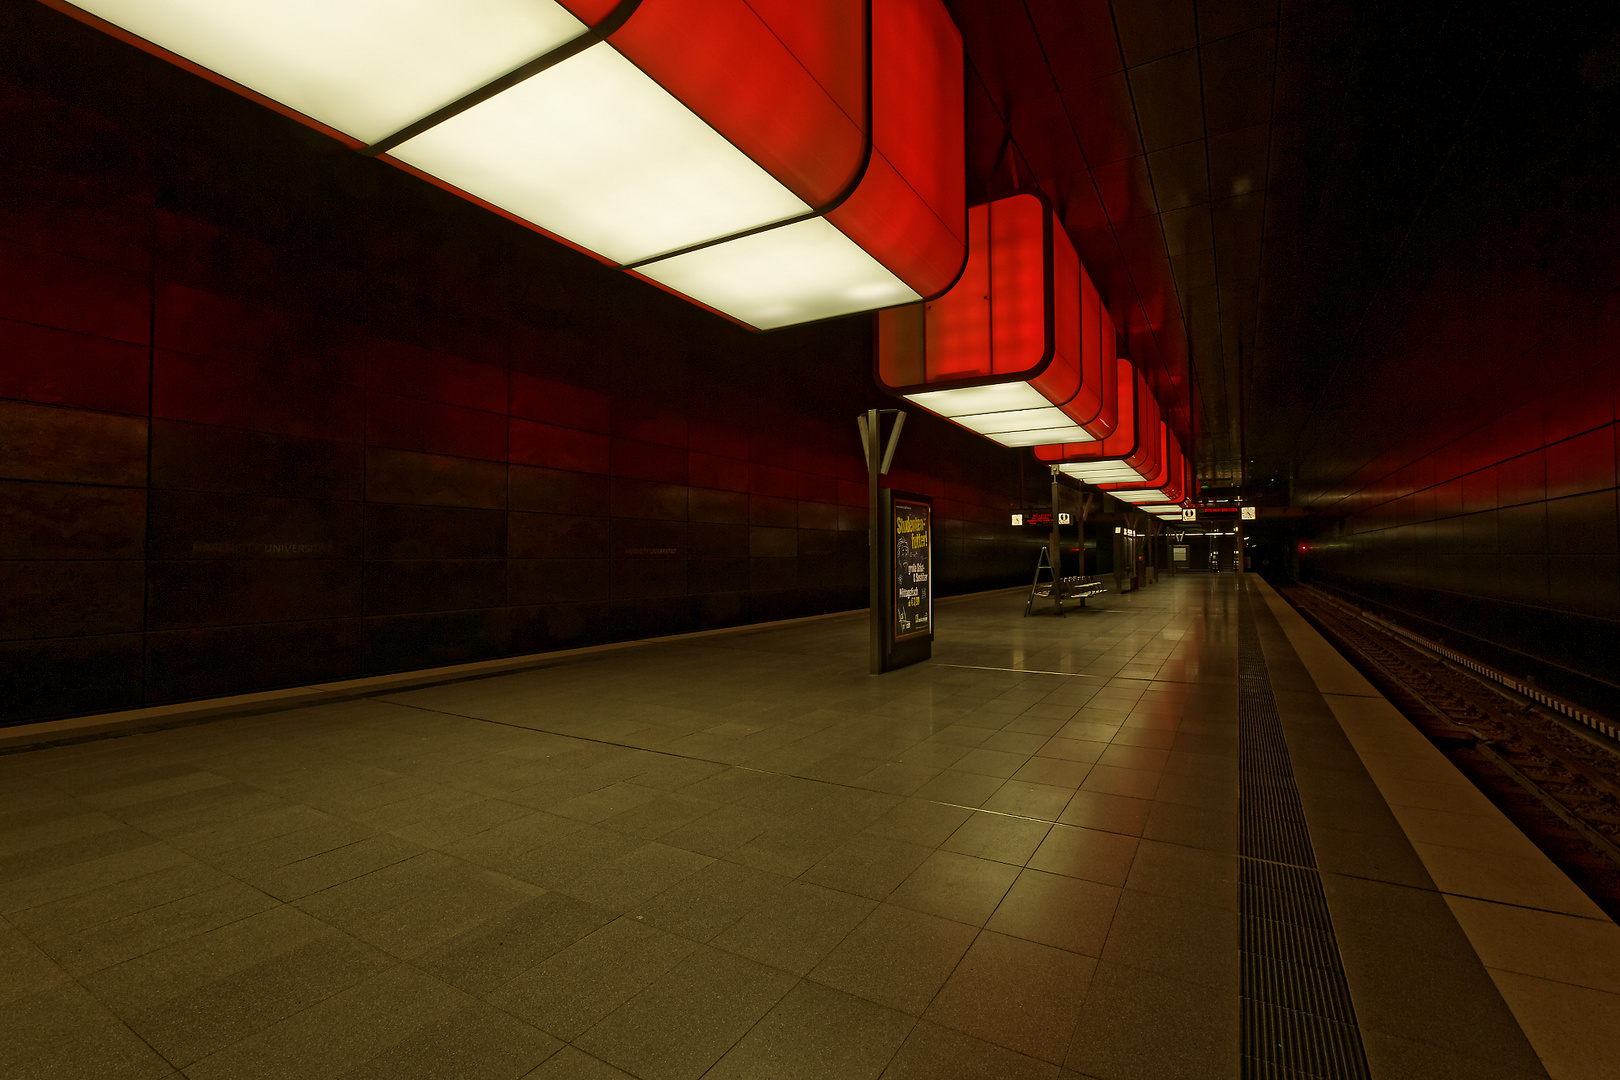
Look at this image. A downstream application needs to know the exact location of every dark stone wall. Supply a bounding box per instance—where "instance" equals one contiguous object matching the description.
[0,2,1041,724]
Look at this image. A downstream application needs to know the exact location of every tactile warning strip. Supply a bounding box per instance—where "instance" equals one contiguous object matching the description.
[1240,595,1372,1079]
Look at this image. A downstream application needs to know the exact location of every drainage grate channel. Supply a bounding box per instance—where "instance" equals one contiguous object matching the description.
[1240,594,1371,1079]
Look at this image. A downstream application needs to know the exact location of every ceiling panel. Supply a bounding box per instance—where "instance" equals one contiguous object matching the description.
[1128,49,1205,152]
[1159,203,1212,257]
[1200,26,1277,135]
[1145,139,1209,212]
[1052,69,1143,166]
[1112,0,1197,67]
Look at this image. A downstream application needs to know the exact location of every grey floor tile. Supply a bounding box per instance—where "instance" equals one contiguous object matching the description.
[1065,961,1238,1080]
[674,767,776,806]
[1098,888,1237,992]
[1036,737,1108,764]
[910,770,1008,808]
[986,869,1120,957]
[547,782,665,825]
[1055,791,1153,836]
[953,748,1029,779]
[981,780,1074,820]
[0,979,176,1080]
[1358,1026,1553,1080]
[247,833,425,901]
[202,816,376,878]
[5,577,1563,1080]
[386,798,537,849]
[659,803,781,858]
[437,810,587,867]
[1078,765,1162,801]
[1121,839,1238,909]
[941,813,1052,866]
[848,764,946,799]
[801,832,934,901]
[1141,799,1237,853]
[924,724,996,748]
[294,851,542,958]
[574,945,797,1080]
[864,799,974,847]
[1027,824,1139,887]
[1335,909,1549,1068]
[114,782,289,840]
[1012,756,1093,788]
[337,1000,562,1080]
[102,923,392,1066]
[183,963,469,1080]
[728,816,851,877]
[0,917,71,1007]
[631,858,792,942]
[1096,744,1172,771]
[34,878,279,977]
[794,752,891,785]
[0,809,139,865]
[169,803,343,861]
[882,1020,1061,1079]
[889,849,1021,926]
[625,755,729,792]
[0,839,195,916]
[412,891,618,994]
[503,773,619,813]
[300,774,438,817]
[1150,767,1235,808]
[560,842,714,911]
[487,916,699,1039]
[499,825,647,891]
[519,1045,637,1079]
[597,792,720,840]
[924,930,1095,1063]
[896,741,973,770]
[1055,720,1124,743]
[706,979,915,1080]
[734,775,838,817]
[80,903,336,1012]
[809,904,978,1015]
[713,880,874,975]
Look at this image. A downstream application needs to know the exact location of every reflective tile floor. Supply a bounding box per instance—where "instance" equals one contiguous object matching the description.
[0,576,1607,1079]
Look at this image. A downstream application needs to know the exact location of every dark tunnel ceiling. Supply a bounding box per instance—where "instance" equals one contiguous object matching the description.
[950,0,1620,499]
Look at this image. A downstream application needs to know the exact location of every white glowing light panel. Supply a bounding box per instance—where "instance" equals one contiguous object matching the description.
[57,0,953,331]
[1059,463,1149,485]
[904,384,1097,448]
[66,0,590,144]
[637,218,919,331]
[393,43,811,267]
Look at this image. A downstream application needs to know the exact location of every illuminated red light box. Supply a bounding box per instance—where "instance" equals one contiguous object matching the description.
[1133,449,1194,519]
[44,0,965,331]
[874,191,1120,447]
[1103,429,1185,505]
[1034,361,1161,486]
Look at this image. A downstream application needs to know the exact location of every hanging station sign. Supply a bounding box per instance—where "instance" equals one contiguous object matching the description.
[47,0,966,330]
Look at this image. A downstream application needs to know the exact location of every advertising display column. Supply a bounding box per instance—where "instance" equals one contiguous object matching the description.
[883,490,933,671]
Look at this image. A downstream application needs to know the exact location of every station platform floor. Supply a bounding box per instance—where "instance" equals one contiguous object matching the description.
[3,574,1618,1080]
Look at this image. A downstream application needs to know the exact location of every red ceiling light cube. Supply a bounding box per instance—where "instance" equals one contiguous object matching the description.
[44,0,966,330]
[1103,429,1186,504]
[1033,361,1163,485]
[875,191,1119,446]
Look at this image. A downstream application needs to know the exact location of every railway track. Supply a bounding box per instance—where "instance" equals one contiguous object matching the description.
[1281,584,1620,920]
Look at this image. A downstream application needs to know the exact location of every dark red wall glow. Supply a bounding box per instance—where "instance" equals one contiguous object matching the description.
[0,3,1027,725]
